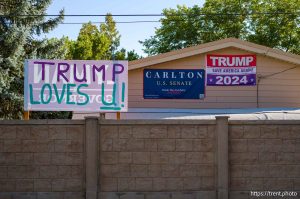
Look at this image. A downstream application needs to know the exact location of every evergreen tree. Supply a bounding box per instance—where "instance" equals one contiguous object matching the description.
[100,14,121,59]
[0,0,64,119]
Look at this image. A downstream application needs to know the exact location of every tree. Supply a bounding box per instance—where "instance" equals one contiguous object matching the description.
[115,48,142,61]
[70,15,120,60]
[68,14,141,61]
[247,0,300,53]
[140,0,300,55]
[0,0,64,119]
[101,14,121,59]
[72,22,110,60]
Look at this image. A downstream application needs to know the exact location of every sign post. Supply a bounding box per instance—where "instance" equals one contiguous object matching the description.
[24,60,128,114]
[23,111,30,120]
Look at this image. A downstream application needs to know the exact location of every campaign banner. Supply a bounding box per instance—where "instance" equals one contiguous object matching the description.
[24,60,128,112]
[206,54,256,86]
[143,69,205,99]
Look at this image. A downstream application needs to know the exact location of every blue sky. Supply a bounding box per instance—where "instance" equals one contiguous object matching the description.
[45,0,205,56]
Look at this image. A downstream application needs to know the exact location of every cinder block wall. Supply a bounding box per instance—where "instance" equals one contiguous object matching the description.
[229,122,300,199]
[99,122,216,199]
[0,120,85,199]
[0,119,299,199]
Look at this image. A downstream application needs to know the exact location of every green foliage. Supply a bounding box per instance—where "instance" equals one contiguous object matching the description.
[141,0,300,55]
[70,16,119,60]
[114,48,142,61]
[67,14,141,61]
[101,14,121,58]
[0,0,65,119]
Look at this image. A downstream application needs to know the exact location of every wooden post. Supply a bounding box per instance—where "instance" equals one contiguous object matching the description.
[24,111,30,120]
[116,112,121,120]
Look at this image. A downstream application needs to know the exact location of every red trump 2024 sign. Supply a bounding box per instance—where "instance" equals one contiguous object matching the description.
[206,54,256,86]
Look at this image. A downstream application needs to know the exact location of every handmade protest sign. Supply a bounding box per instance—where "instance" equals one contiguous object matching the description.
[206,54,256,86]
[24,60,128,112]
[144,69,205,99]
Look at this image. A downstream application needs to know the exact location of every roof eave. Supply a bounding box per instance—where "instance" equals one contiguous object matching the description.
[129,38,300,70]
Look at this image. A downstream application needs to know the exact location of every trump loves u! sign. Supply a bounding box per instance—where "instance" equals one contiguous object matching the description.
[206,54,256,86]
[24,60,128,112]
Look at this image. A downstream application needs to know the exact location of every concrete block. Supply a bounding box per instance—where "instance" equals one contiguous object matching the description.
[150,152,169,164]
[186,152,214,164]
[183,177,201,190]
[65,179,83,191]
[229,139,247,152]
[180,165,202,177]
[101,177,117,191]
[4,140,22,152]
[150,126,168,138]
[176,140,193,151]
[0,179,15,191]
[153,178,166,191]
[39,166,58,178]
[247,139,264,152]
[230,152,258,164]
[0,152,15,165]
[126,139,145,151]
[52,179,65,191]
[193,139,214,152]
[130,165,148,177]
[16,153,33,165]
[119,152,132,164]
[168,126,181,138]
[144,139,157,151]
[157,139,175,151]
[132,152,150,164]
[118,177,135,191]
[243,125,260,138]
[132,126,150,138]
[101,126,118,139]
[165,178,183,191]
[148,164,162,177]
[119,126,132,138]
[264,139,282,152]
[229,126,243,138]
[66,126,83,140]
[7,166,39,178]
[135,178,153,191]
[260,125,278,138]
[0,126,16,139]
[34,153,51,165]
[54,140,83,152]
[57,166,72,178]
[48,125,67,139]
[162,165,179,177]
[101,138,113,151]
[34,179,51,192]
[168,152,185,164]
[101,152,118,164]
[181,126,199,138]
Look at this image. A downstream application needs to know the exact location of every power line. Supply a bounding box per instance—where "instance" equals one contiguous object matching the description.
[61,21,161,24]
[1,12,299,17]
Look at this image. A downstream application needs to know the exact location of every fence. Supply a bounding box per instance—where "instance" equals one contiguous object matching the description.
[0,117,299,199]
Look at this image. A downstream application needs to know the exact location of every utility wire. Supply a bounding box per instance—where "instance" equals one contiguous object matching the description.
[1,12,299,17]
[60,21,161,24]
